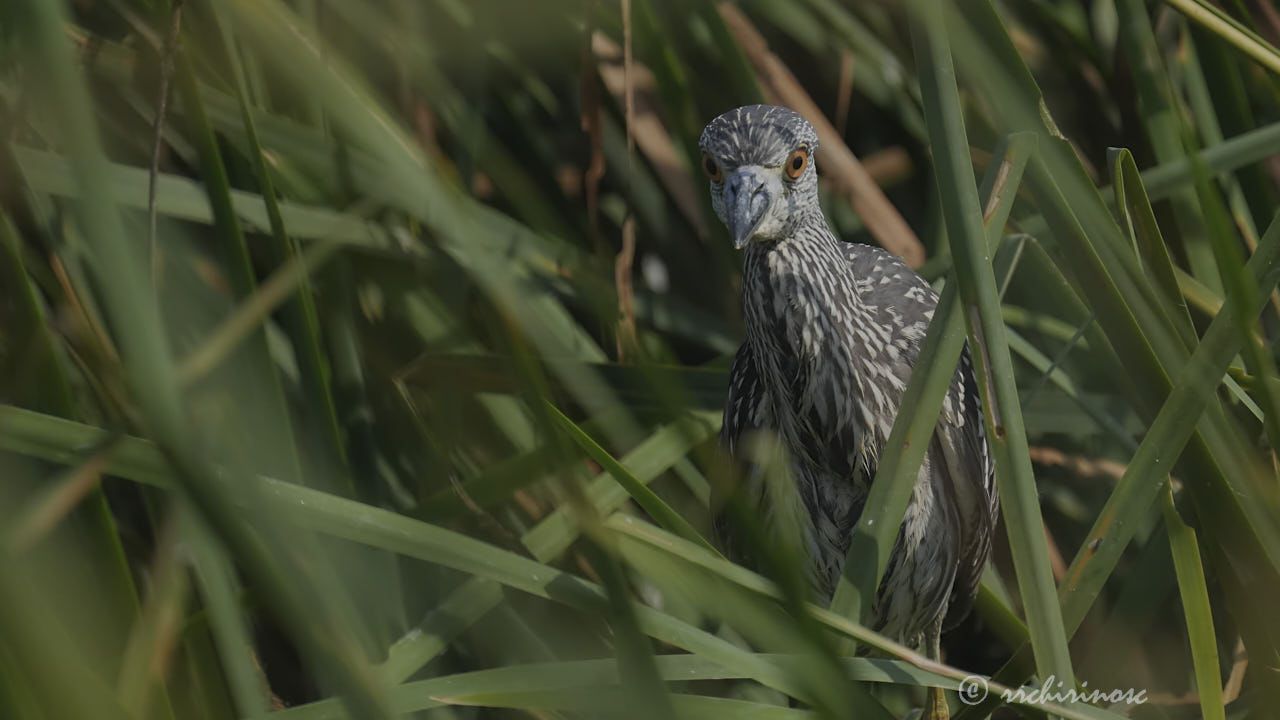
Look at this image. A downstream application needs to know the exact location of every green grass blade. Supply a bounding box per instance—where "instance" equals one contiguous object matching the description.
[609,515,1124,720]
[0,404,809,702]
[0,553,133,720]
[0,212,150,703]
[1180,28,1265,249]
[1160,484,1225,720]
[115,509,187,720]
[945,12,1280,709]
[1187,140,1280,456]
[522,411,720,563]
[545,401,717,554]
[9,146,405,252]
[185,518,271,720]
[1163,0,1280,74]
[1116,0,1218,294]
[205,0,349,479]
[376,577,503,685]
[22,3,393,713]
[828,131,1034,644]
[910,3,1075,684]
[1138,119,1280,202]
[1111,148,1198,347]
[0,403,1128,720]
[277,655,956,720]
[172,44,305,486]
[957,210,1280,717]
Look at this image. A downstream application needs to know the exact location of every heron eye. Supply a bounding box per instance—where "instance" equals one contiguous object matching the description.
[701,152,723,183]
[784,147,808,180]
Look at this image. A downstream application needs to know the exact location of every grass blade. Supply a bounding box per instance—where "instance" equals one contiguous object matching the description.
[1160,484,1225,720]
[545,401,717,554]
[829,131,1034,644]
[910,2,1075,685]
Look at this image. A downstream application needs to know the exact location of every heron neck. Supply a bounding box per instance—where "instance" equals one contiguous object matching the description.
[739,219,865,343]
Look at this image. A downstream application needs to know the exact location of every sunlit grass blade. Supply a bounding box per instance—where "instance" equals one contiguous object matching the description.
[1162,0,1280,75]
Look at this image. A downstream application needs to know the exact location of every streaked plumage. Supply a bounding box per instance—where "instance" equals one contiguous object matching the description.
[702,104,998,649]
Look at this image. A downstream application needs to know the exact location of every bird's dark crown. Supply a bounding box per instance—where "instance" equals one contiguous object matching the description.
[698,104,820,168]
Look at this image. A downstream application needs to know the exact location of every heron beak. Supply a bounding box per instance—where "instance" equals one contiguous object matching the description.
[725,166,773,250]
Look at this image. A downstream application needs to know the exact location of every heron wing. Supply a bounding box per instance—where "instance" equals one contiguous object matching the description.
[841,242,998,627]
[940,345,999,628]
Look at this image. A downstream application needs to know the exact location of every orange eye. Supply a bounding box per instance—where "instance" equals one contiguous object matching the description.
[701,152,723,183]
[784,147,808,180]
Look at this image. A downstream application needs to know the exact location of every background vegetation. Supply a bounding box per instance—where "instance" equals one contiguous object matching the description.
[3,0,1280,718]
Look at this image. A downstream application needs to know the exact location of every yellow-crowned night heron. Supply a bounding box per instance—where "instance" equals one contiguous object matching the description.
[702,105,998,678]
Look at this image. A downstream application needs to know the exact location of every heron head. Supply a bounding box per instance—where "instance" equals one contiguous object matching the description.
[698,104,820,250]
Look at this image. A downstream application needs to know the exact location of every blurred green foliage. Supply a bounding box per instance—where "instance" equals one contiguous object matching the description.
[3,0,1280,718]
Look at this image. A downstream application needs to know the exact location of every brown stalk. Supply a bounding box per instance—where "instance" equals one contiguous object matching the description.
[592,32,708,238]
[614,0,639,360]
